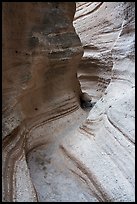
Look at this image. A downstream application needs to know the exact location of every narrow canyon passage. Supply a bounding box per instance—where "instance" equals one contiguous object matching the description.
[2,2,135,202]
[26,108,92,202]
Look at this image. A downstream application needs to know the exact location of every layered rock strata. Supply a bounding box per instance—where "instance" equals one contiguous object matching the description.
[73,2,135,201]
[2,2,83,202]
[2,2,135,202]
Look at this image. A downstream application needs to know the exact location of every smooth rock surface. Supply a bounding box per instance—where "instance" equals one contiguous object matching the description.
[2,2,135,202]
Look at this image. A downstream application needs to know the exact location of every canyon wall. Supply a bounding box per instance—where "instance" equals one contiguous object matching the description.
[2,2,135,202]
[2,2,83,201]
[72,2,135,201]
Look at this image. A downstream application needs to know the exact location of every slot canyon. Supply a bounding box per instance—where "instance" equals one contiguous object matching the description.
[2,2,135,202]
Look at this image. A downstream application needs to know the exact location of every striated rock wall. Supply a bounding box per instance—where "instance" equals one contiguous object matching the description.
[71,2,135,201]
[2,2,83,140]
[2,2,135,202]
[74,2,135,102]
[2,2,83,202]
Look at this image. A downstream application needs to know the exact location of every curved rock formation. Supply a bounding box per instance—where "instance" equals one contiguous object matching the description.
[2,2,135,202]
[2,2,83,202]
[73,2,135,202]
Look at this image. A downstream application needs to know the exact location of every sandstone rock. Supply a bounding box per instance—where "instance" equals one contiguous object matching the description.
[80,92,93,109]
[73,2,135,202]
[2,2,83,202]
[2,2,135,202]
[81,92,91,102]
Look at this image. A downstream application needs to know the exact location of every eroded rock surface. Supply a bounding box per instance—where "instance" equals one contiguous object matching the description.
[2,2,83,202]
[2,2,135,202]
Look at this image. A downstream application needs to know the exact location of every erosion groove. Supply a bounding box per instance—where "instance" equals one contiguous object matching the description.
[2,2,135,202]
[60,145,112,202]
